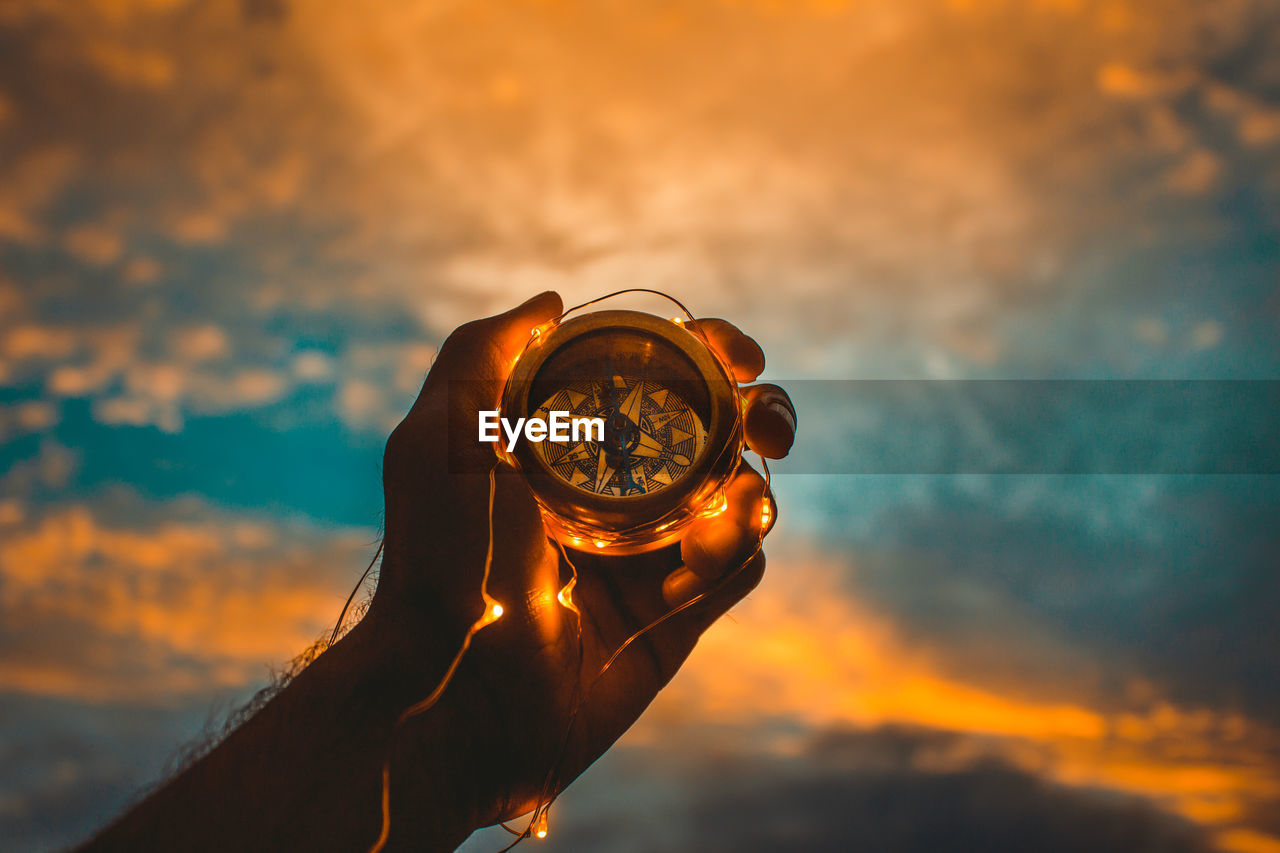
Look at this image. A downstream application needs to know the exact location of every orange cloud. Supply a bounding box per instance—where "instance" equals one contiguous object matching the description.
[0,145,78,244]
[85,40,175,89]
[633,548,1280,848]
[0,501,373,703]
[63,223,125,267]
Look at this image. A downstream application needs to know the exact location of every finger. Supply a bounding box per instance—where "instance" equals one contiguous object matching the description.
[679,463,769,582]
[430,290,563,404]
[740,383,797,459]
[399,291,561,474]
[581,464,772,689]
[685,318,765,383]
[662,550,767,615]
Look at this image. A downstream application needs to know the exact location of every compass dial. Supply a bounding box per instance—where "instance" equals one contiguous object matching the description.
[530,376,708,497]
[501,309,742,553]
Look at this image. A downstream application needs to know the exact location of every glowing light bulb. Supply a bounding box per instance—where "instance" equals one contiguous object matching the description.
[701,493,729,518]
[477,597,505,627]
[671,317,684,325]
[593,539,608,549]
[556,583,574,609]
[760,496,772,530]
[532,810,548,839]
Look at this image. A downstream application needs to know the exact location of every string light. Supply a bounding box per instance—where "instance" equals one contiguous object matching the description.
[700,492,729,518]
[556,577,577,613]
[506,289,771,852]
[367,464,506,853]
[526,460,773,840]
[506,289,744,555]
[481,599,505,625]
[364,290,776,853]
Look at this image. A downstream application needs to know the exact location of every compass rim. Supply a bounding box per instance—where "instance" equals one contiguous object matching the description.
[500,309,743,540]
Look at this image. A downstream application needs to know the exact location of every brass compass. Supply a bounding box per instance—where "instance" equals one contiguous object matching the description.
[501,310,743,553]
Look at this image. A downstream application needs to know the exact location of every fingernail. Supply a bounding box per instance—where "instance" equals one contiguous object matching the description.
[767,398,796,431]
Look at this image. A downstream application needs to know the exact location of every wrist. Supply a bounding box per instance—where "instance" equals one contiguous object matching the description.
[345,600,489,848]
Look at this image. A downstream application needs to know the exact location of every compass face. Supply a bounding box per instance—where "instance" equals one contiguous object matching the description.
[501,309,742,552]
[530,376,708,497]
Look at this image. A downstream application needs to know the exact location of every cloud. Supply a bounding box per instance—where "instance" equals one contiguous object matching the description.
[1205,81,1280,148]
[0,145,78,245]
[1191,320,1224,350]
[0,400,58,441]
[62,223,124,267]
[120,255,162,285]
[1,2,1278,849]
[1097,63,1192,100]
[551,727,1212,853]
[84,40,174,90]
[0,694,207,853]
[167,324,230,363]
[790,472,1280,717]
[0,499,25,525]
[3,324,79,361]
[4,0,1276,381]
[1166,149,1223,195]
[0,440,80,495]
[0,495,373,703]
[1,317,290,431]
[627,546,1280,844]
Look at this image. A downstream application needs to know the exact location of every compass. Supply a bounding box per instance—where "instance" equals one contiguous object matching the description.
[500,310,743,553]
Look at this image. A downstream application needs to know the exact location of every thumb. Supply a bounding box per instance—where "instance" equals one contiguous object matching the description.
[433,291,563,399]
[425,290,562,476]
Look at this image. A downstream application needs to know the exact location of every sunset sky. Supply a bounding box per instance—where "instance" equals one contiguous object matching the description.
[1,0,1279,850]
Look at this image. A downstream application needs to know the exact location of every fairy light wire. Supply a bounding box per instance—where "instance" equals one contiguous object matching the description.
[368,462,506,853]
[523,288,744,550]
[496,459,771,852]
[328,541,383,648]
[516,456,773,847]
[490,288,774,849]
[556,288,696,325]
[357,288,775,851]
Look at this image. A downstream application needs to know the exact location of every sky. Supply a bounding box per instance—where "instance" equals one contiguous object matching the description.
[1,0,1279,850]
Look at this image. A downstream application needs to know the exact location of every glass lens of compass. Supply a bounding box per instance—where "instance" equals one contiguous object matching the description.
[525,328,714,498]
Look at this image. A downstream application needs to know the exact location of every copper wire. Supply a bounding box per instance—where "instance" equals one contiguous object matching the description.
[368,462,503,853]
[507,456,772,850]
[328,541,383,648]
[356,288,772,851]
[557,288,696,324]
[487,288,772,849]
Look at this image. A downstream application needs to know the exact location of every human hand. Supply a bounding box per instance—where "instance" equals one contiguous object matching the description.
[369,291,796,844]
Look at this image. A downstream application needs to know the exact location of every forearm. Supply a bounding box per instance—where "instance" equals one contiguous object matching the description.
[78,611,480,853]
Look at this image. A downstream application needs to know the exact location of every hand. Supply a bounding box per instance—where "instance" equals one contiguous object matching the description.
[369,292,796,844]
